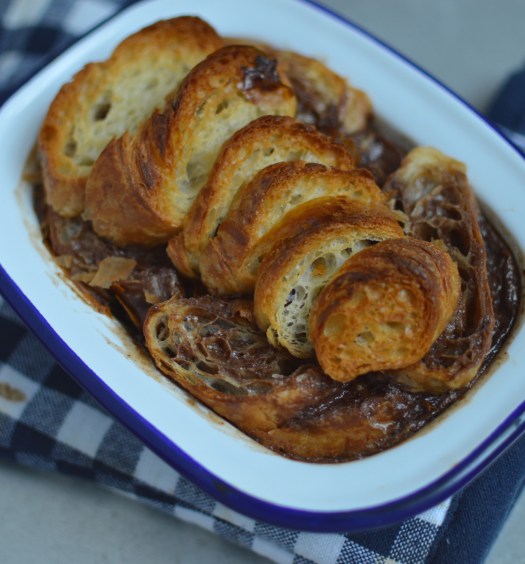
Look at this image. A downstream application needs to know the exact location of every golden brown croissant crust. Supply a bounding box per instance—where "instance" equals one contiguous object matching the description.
[199,163,384,296]
[253,198,404,358]
[169,115,357,279]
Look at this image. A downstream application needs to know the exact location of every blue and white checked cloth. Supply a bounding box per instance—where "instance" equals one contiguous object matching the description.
[1,1,523,562]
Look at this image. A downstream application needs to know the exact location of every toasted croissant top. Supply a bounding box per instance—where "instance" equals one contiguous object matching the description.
[169,115,357,277]
[310,238,461,385]
[253,198,404,357]
[39,17,223,218]
[199,163,385,295]
[84,45,297,246]
[383,146,495,392]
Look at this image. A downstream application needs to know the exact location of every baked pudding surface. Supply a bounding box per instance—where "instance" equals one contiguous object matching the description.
[33,16,522,462]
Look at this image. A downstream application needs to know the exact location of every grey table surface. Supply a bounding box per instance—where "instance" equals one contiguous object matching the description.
[2,0,525,562]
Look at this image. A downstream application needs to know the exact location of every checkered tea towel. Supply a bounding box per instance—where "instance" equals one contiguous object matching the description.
[487,63,525,155]
[0,0,505,562]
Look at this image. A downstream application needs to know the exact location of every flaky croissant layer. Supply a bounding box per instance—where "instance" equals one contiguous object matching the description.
[253,198,405,358]
[84,44,297,246]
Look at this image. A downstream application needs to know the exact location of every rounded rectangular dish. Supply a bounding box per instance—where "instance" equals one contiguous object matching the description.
[1,0,525,531]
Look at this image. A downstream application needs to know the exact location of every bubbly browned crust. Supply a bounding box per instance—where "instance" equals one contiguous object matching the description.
[382,146,495,392]
[168,115,356,277]
[311,238,461,384]
[84,45,297,246]
[276,50,373,135]
[199,163,384,295]
[141,295,371,460]
[144,295,337,436]
[143,294,464,462]
[253,198,404,357]
[39,17,224,218]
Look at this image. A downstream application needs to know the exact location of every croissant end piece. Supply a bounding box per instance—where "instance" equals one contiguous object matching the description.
[383,146,495,392]
[143,294,462,462]
[310,238,461,386]
[38,17,223,218]
[254,198,404,358]
[84,45,297,246]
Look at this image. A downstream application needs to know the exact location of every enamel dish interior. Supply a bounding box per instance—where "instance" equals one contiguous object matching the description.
[1,0,525,531]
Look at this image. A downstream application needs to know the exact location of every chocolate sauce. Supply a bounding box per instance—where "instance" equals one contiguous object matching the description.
[241,55,282,93]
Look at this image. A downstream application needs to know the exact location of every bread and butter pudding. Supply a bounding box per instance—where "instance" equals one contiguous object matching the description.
[34,16,521,462]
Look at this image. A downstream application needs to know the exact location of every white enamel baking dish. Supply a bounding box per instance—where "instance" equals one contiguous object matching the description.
[1,0,524,531]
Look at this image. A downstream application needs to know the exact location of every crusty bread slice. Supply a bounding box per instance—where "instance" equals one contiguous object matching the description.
[310,238,461,385]
[84,45,297,246]
[167,115,356,277]
[200,162,384,295]
[253,197,404,357]
[277,49,373,135]
[39,17,224,217]
[382,146,495,392]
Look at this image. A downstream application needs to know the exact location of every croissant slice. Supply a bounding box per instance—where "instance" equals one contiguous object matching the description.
[382,146,495,392]
[310,238,461,384]
[144,295,340,435]
[39,17,223,218]
[276,50,373,135]
[254,198,404,357]
[168,115,356,277]
[84,45,297,246]
[200,163,384,295]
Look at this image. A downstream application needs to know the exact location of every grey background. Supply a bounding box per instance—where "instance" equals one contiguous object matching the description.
[2,0,524,562]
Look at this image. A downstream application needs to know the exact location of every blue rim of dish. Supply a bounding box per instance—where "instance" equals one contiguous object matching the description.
[1,0,525,532]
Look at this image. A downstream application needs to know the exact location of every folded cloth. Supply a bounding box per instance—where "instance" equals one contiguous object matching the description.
[487,64,525,155]
[1,1,524,563]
